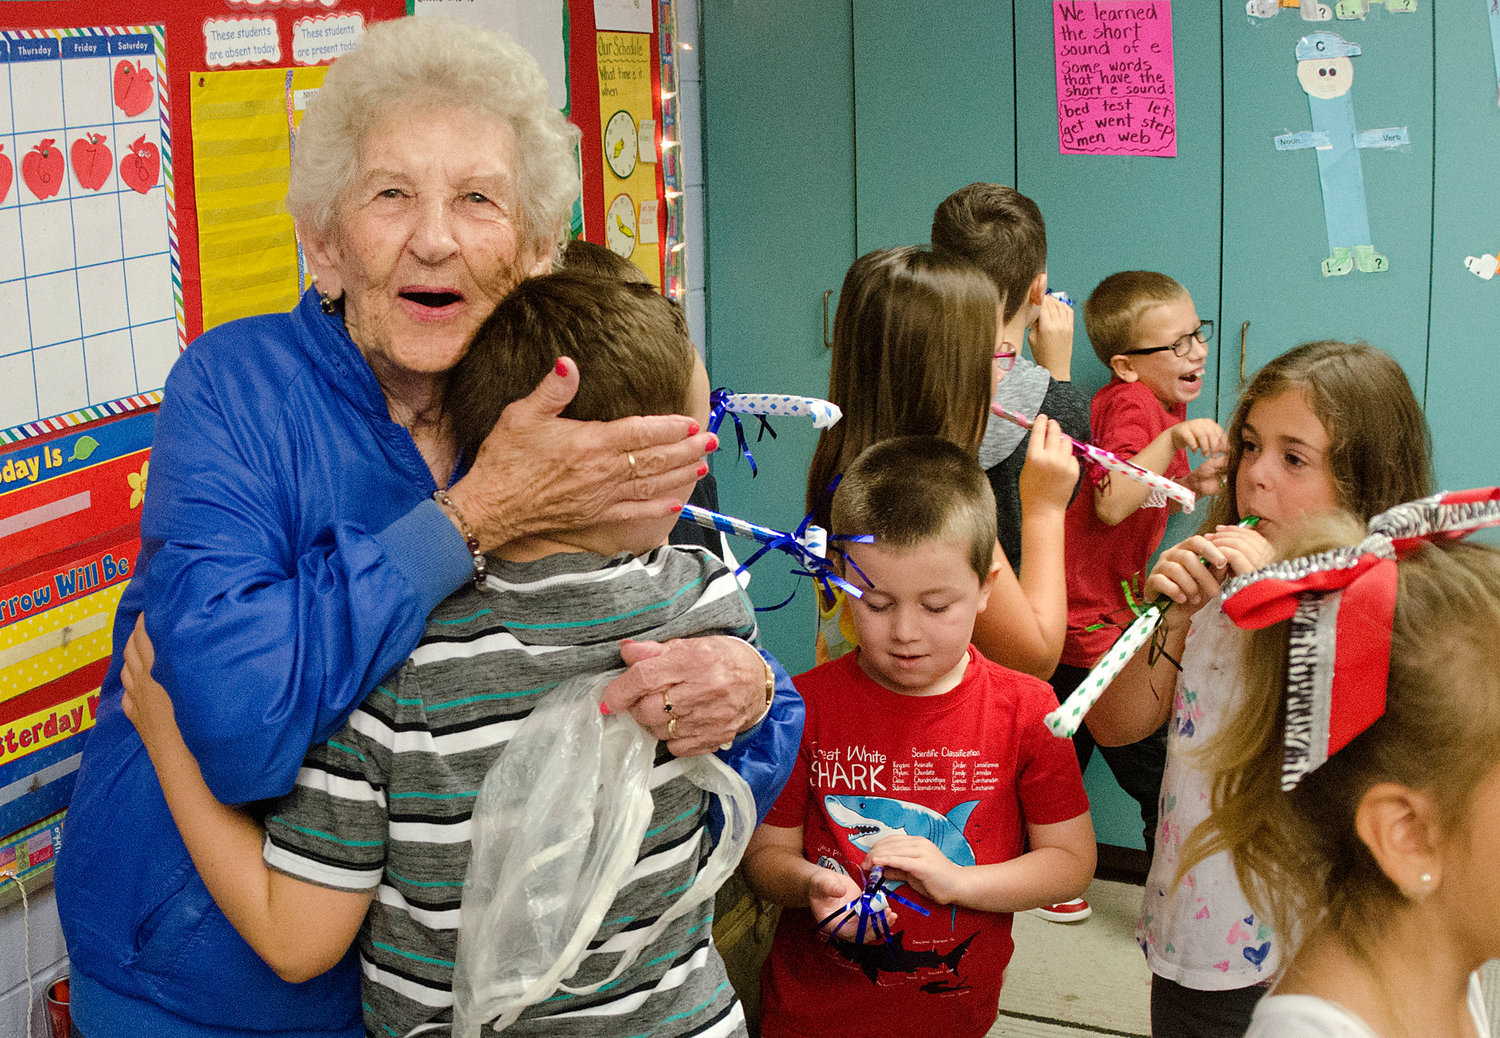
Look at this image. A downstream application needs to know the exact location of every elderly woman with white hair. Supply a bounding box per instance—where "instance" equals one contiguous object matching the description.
[55,18,798,1038]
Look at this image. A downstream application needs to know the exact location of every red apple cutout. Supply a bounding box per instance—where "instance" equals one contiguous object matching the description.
[71,133,113,191]
[21,139,64,200]
[113,60,155,118]
[0,145,11,205]
[119,135,160,194]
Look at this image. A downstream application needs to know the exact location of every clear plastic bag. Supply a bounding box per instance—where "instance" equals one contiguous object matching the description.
[451,670,755,1037]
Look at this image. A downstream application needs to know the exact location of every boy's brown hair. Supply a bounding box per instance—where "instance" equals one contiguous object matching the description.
[1083,270,1190,367]
[448,270,693,463]
[931,182,1047,324]
[831,436,997,582]
[561,238,650,284]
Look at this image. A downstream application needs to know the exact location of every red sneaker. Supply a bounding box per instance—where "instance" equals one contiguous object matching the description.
[1029,898,1091,923]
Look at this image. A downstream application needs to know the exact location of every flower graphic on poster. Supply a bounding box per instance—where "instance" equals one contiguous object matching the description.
[128,459,149,509]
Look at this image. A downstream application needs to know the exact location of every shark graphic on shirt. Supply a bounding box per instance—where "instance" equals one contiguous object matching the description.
[823,794,980,867]
[831,929,979,986]
[823,794,981,931]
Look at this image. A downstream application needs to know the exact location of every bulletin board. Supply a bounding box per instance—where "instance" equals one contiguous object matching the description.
[0,0,403,868]
[0,0,405,445]
[0,0,674,863]
[0,410,151,847]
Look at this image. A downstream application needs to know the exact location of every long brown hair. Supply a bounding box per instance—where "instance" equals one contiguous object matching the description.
[805,246,998,533]
[1199,340,1433,534]
[1181,522,1500,963]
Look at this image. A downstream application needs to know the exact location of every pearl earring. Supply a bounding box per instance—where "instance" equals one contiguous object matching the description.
[1420,873,1433,885]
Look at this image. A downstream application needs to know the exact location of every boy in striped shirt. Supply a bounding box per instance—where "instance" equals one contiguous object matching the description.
[123,272,786,1038]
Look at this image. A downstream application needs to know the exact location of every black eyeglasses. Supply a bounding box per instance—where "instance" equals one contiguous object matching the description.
[1125,320,1214,358]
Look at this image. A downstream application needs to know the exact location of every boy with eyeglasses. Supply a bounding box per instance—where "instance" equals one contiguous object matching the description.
[1052,270,1227,871]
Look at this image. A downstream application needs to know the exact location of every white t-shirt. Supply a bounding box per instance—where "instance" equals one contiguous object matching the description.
[1138,602,1283,989]
[1245,972,1489,1037]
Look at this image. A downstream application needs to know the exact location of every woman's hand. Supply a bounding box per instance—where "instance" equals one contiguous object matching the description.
[601,636,766,756]
[447,358,716,552]
[1018,413,1080,518]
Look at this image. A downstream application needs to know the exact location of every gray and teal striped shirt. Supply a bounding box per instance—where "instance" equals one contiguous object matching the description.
[264,546,757,1038]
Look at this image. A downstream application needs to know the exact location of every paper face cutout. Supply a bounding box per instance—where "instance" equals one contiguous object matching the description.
[1277,32,1408,276]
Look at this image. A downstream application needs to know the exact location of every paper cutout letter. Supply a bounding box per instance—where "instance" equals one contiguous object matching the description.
[119,136,160,194]
[71,134,113,192]
[1275,32,1407,276]
[1464,252,1498,279]
[21,139,64,201]
[113,60,155,117]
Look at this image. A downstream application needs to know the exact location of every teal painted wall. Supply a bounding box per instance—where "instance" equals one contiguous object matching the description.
[852,0,1017,252]
[701,1,854,678]
[701,0,1500,850]
[1429,2,1500,491]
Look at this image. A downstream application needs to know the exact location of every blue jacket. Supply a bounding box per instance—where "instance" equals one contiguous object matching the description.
[56,289,803,1038]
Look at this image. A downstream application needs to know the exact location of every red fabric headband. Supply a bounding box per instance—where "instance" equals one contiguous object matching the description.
[1221,488,1500,790]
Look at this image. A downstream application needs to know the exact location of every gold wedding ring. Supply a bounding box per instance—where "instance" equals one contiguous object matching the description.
[668,716,680,739]
[626,451,638,477]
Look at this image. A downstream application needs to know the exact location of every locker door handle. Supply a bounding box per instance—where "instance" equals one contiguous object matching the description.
[1240,321,1250,382]
[823,290,834,349]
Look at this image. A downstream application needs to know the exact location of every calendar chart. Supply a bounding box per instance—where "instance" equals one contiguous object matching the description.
[0,26,180,439]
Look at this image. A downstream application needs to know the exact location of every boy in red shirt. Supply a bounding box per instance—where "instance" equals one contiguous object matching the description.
[1055,270,1226,861]
[743,437,1094,1038]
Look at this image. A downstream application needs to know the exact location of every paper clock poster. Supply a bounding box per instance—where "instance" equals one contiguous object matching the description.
[0,27,181,442]
[1054,1,1177,157]
[1274,32,1408,276]
[597,31,660,285]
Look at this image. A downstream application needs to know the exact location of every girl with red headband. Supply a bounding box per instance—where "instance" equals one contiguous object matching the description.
[1181,490,1500,1038]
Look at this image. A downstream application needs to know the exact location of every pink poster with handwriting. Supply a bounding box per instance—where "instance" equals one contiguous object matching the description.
[1054,1,1176,157]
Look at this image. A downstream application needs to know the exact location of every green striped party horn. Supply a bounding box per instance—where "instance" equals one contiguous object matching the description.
[1045,516,1260,738]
